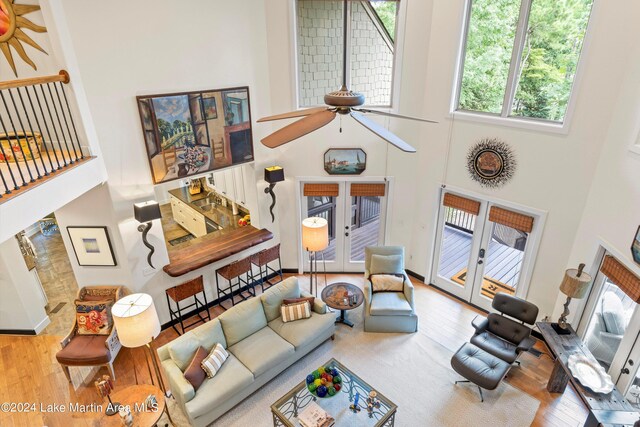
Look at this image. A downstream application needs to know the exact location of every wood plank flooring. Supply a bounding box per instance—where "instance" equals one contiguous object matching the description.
[0,274,588,426]
[438,226,524,288]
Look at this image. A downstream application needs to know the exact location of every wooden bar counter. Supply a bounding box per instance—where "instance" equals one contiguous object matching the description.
[163,226,273,277]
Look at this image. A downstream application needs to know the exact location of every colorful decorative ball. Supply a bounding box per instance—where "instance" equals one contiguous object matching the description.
[321,373,329,381]
[316,385,328,398]
[308,383,318,393]
[318,367,325,375]
[306,374,315,385]
[312,370,320,379]
[326,374,333,383]
[327,386,337,396]
[314,379,323,387]
[334,383,341,392]
[330,368,339,377]
[333,376,342,384]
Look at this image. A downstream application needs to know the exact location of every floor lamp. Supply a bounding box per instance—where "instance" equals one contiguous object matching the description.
[112,293,173,424]
[302,217,329,296]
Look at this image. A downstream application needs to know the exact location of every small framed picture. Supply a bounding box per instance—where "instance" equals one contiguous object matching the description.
[324,148,366,175]
[632,226,640,265]
[67,226,117,267]
[202,95,218,119]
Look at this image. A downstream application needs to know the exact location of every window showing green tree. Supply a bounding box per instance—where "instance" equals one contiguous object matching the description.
[370,1,398,41]
[457,0,593,123]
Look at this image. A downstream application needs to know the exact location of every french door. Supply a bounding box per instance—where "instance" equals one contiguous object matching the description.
[431,190,541,312]
[301,181,388,272]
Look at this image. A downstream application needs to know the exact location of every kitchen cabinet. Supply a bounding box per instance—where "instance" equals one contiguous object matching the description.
[170,196,207,237]
[210,166,248,207]
[233,166,247,206]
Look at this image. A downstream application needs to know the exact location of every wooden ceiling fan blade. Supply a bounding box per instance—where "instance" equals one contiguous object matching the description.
[257,107,330,123]
[355,108,438,124]
[350,112,416,153]
[261,110,336,148]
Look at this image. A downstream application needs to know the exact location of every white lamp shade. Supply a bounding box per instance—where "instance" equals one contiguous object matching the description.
[302,217,329,252]
[112,293,161,348]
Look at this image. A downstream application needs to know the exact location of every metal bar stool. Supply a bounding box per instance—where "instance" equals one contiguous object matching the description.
[165,275,211,335]
[251,243,283,293]
[216,256,255,310]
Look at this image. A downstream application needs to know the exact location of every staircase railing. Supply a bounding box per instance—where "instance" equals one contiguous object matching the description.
[0,70,88,203]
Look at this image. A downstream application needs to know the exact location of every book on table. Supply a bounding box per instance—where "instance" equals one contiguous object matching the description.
[298,401,335,427]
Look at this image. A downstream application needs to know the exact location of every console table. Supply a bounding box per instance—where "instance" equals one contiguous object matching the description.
[537,322,639,426]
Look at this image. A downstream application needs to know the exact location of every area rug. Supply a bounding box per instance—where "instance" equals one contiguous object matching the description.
[451,269,516,299]
[160,287,540,427]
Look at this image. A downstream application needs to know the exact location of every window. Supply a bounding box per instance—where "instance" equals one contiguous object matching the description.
[296,0,399,107]
[456,0,594,124]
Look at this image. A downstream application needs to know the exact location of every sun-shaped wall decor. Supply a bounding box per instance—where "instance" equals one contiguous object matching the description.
[0,0,47,77]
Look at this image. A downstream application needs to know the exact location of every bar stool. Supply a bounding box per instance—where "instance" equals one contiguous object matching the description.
[165,275,211,335]
[216,256,255,310]
[251,243,283,292]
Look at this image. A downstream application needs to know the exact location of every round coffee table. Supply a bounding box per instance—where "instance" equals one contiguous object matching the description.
[102,384,167,427]
[321,282,364,327]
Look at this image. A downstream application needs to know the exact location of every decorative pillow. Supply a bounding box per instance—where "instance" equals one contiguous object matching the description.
[282,296,315,308]
[75,301,112,335]
[370,254,403,275]
[281,301,311,323]
[370,274,405,292]
[201,343,229,379]
[183,346,208,390]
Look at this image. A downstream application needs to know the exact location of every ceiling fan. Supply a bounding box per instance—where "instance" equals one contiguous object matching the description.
[257,0,436,153]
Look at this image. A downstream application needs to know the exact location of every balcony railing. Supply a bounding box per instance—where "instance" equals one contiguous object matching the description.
[0,70,91,204]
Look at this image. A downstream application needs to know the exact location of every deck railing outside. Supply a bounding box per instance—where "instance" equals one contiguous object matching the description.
[444,207,476,233]
[0,70,87,202]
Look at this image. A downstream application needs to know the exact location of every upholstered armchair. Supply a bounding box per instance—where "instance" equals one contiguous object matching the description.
[363,246,418,333]
[56,285,128,381]
[470,293,539,364]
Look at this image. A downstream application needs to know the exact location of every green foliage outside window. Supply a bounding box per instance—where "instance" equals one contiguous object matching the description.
[458,0,593,123]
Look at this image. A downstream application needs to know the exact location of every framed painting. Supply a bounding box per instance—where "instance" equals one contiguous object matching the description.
[136,86,254,184]
[202,96,218,119]
[632,226,640,265]
[67,226,117,267]
[324,148,366,175]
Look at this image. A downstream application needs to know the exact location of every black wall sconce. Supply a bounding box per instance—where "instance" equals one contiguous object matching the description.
[134,201,162,268]
[264,166,285,222]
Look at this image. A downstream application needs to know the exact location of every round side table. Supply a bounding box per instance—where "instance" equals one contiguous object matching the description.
[321,282,364,327]
[102,384,168,427]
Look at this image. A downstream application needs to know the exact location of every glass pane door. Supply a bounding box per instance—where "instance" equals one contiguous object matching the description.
[583,278,635,370]
[346,194,386,269]
[431,196,485,301]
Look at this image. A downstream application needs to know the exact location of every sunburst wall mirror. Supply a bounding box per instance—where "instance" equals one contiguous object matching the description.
[0,0,47,77]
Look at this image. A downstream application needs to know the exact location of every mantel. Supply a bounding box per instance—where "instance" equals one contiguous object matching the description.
[163,226,273,277]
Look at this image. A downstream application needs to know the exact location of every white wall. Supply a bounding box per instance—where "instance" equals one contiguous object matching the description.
[30,0,640,326]
[558,4,640,320]
[0,238,49,332]
[49,0,282,324]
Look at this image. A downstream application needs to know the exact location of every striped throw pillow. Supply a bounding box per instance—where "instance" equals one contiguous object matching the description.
[281,301,311,323]
[201,343,229,379]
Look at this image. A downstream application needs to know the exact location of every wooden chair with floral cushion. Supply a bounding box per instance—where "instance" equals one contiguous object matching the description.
[56,285,129,381]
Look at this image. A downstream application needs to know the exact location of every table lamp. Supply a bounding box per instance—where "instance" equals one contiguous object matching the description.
[552,263,592,335]
[134,201,162,268]
[264,166,285,223]
[112,293,166,392]
[302,217,329,296]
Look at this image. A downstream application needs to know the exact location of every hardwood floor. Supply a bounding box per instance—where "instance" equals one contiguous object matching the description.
[0,274,588,426]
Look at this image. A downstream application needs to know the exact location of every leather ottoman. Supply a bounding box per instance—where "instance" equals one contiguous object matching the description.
[451,342,511,401]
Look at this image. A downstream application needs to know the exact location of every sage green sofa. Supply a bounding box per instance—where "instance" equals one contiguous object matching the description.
[363,246,418,333]
[157,277,335,427]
